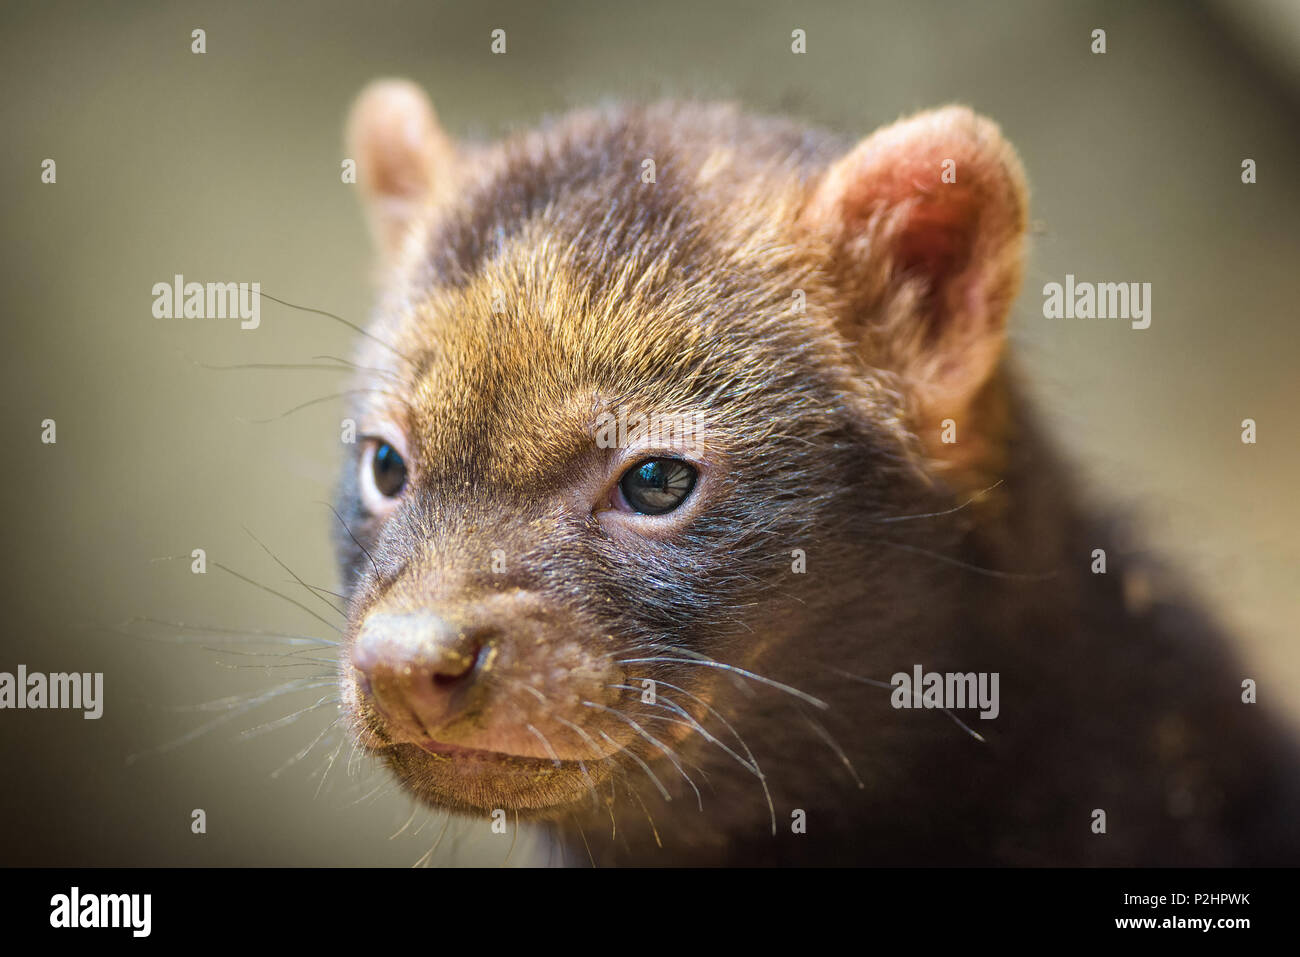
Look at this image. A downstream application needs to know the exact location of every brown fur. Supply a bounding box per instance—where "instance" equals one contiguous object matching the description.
[334,85,1300,864]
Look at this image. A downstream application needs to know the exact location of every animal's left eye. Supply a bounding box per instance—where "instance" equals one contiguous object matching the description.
[617,458,697,515]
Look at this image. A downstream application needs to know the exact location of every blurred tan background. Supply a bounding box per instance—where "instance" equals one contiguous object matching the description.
[1,0,1296,865]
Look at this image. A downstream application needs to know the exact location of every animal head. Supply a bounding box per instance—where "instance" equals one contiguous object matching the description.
[335,80,1028,816]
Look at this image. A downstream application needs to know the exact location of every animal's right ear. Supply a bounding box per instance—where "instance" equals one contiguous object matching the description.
[799,106,1028,440]
[346,79,454,260]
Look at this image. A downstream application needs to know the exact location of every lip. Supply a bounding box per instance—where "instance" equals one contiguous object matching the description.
[412,737,574,766]
[380,738,612,814]
[415,738,483,758]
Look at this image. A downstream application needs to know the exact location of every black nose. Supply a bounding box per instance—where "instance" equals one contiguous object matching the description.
[350,612,488,732]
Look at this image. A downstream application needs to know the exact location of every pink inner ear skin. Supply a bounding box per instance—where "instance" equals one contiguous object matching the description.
[893,190,980,294]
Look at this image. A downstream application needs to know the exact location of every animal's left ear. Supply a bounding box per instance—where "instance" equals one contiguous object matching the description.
[801,106,1029,431]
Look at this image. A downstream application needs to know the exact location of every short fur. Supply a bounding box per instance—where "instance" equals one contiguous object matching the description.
[335,89,1300,864]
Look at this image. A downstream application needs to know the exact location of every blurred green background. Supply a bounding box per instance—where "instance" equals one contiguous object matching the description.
[1,0,1296,865]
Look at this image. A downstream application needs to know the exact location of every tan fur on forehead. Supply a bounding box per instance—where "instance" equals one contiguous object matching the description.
[351,104,925,478]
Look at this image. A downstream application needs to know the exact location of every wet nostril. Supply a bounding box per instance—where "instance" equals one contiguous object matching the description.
[429,641,483,688]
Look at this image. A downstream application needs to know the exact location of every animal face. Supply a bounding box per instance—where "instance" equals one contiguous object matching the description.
[335,83,1027,818]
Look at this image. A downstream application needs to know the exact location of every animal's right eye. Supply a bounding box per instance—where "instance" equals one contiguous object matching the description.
[360,438,409,513]
[372,442,408,497]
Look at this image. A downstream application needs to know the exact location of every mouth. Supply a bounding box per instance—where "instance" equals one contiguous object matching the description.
[410,735,585,768]
[379,738,610,815]
[345,687,620,812]
[340,659,634,813]
[352,695,617,770]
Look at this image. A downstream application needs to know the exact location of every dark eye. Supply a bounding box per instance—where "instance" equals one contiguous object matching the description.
[618,458,697,515]
[372,441,408,498]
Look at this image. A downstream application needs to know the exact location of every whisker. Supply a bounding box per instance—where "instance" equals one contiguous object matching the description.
[596,729,670,802]
[613,689,765,811]
[411,809,438,837]
[310,354,408,386]
[197,644,333,660]
[313,734,349,799]
[413,813,453,868]
[617,653,828,709]
[258,290,414,365]
[200,644,337,666]
[344,779,390,808]
[203,652,335,671]
[116,616,337,647]
[871,480,1004,523]
[585,702,701,810]
[610,683,758,775]
[798,706,865,789]
[604,789,619,842]
[272,715,343,779]
[242,527,348,623]
[572,816,596,868]
[240,694,339,740]
[155,678,334,713]
[525,723,563,769]
[178,351,357,374]
[640,678,775,835]
[125,679,333,764]
[390,803,421,841]
[626,782,663,849]
[305,582,349,602]
[239,388,405,425]
[549,715,602,798]
[829,666,987,743]
[863,538,1059,582]
[213,561,343,634]
[279,579,347,614]
[320,500,381,583]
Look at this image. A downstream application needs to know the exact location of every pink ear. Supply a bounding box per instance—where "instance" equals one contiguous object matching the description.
[347,79,455,259]
[803,106,1029,420]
